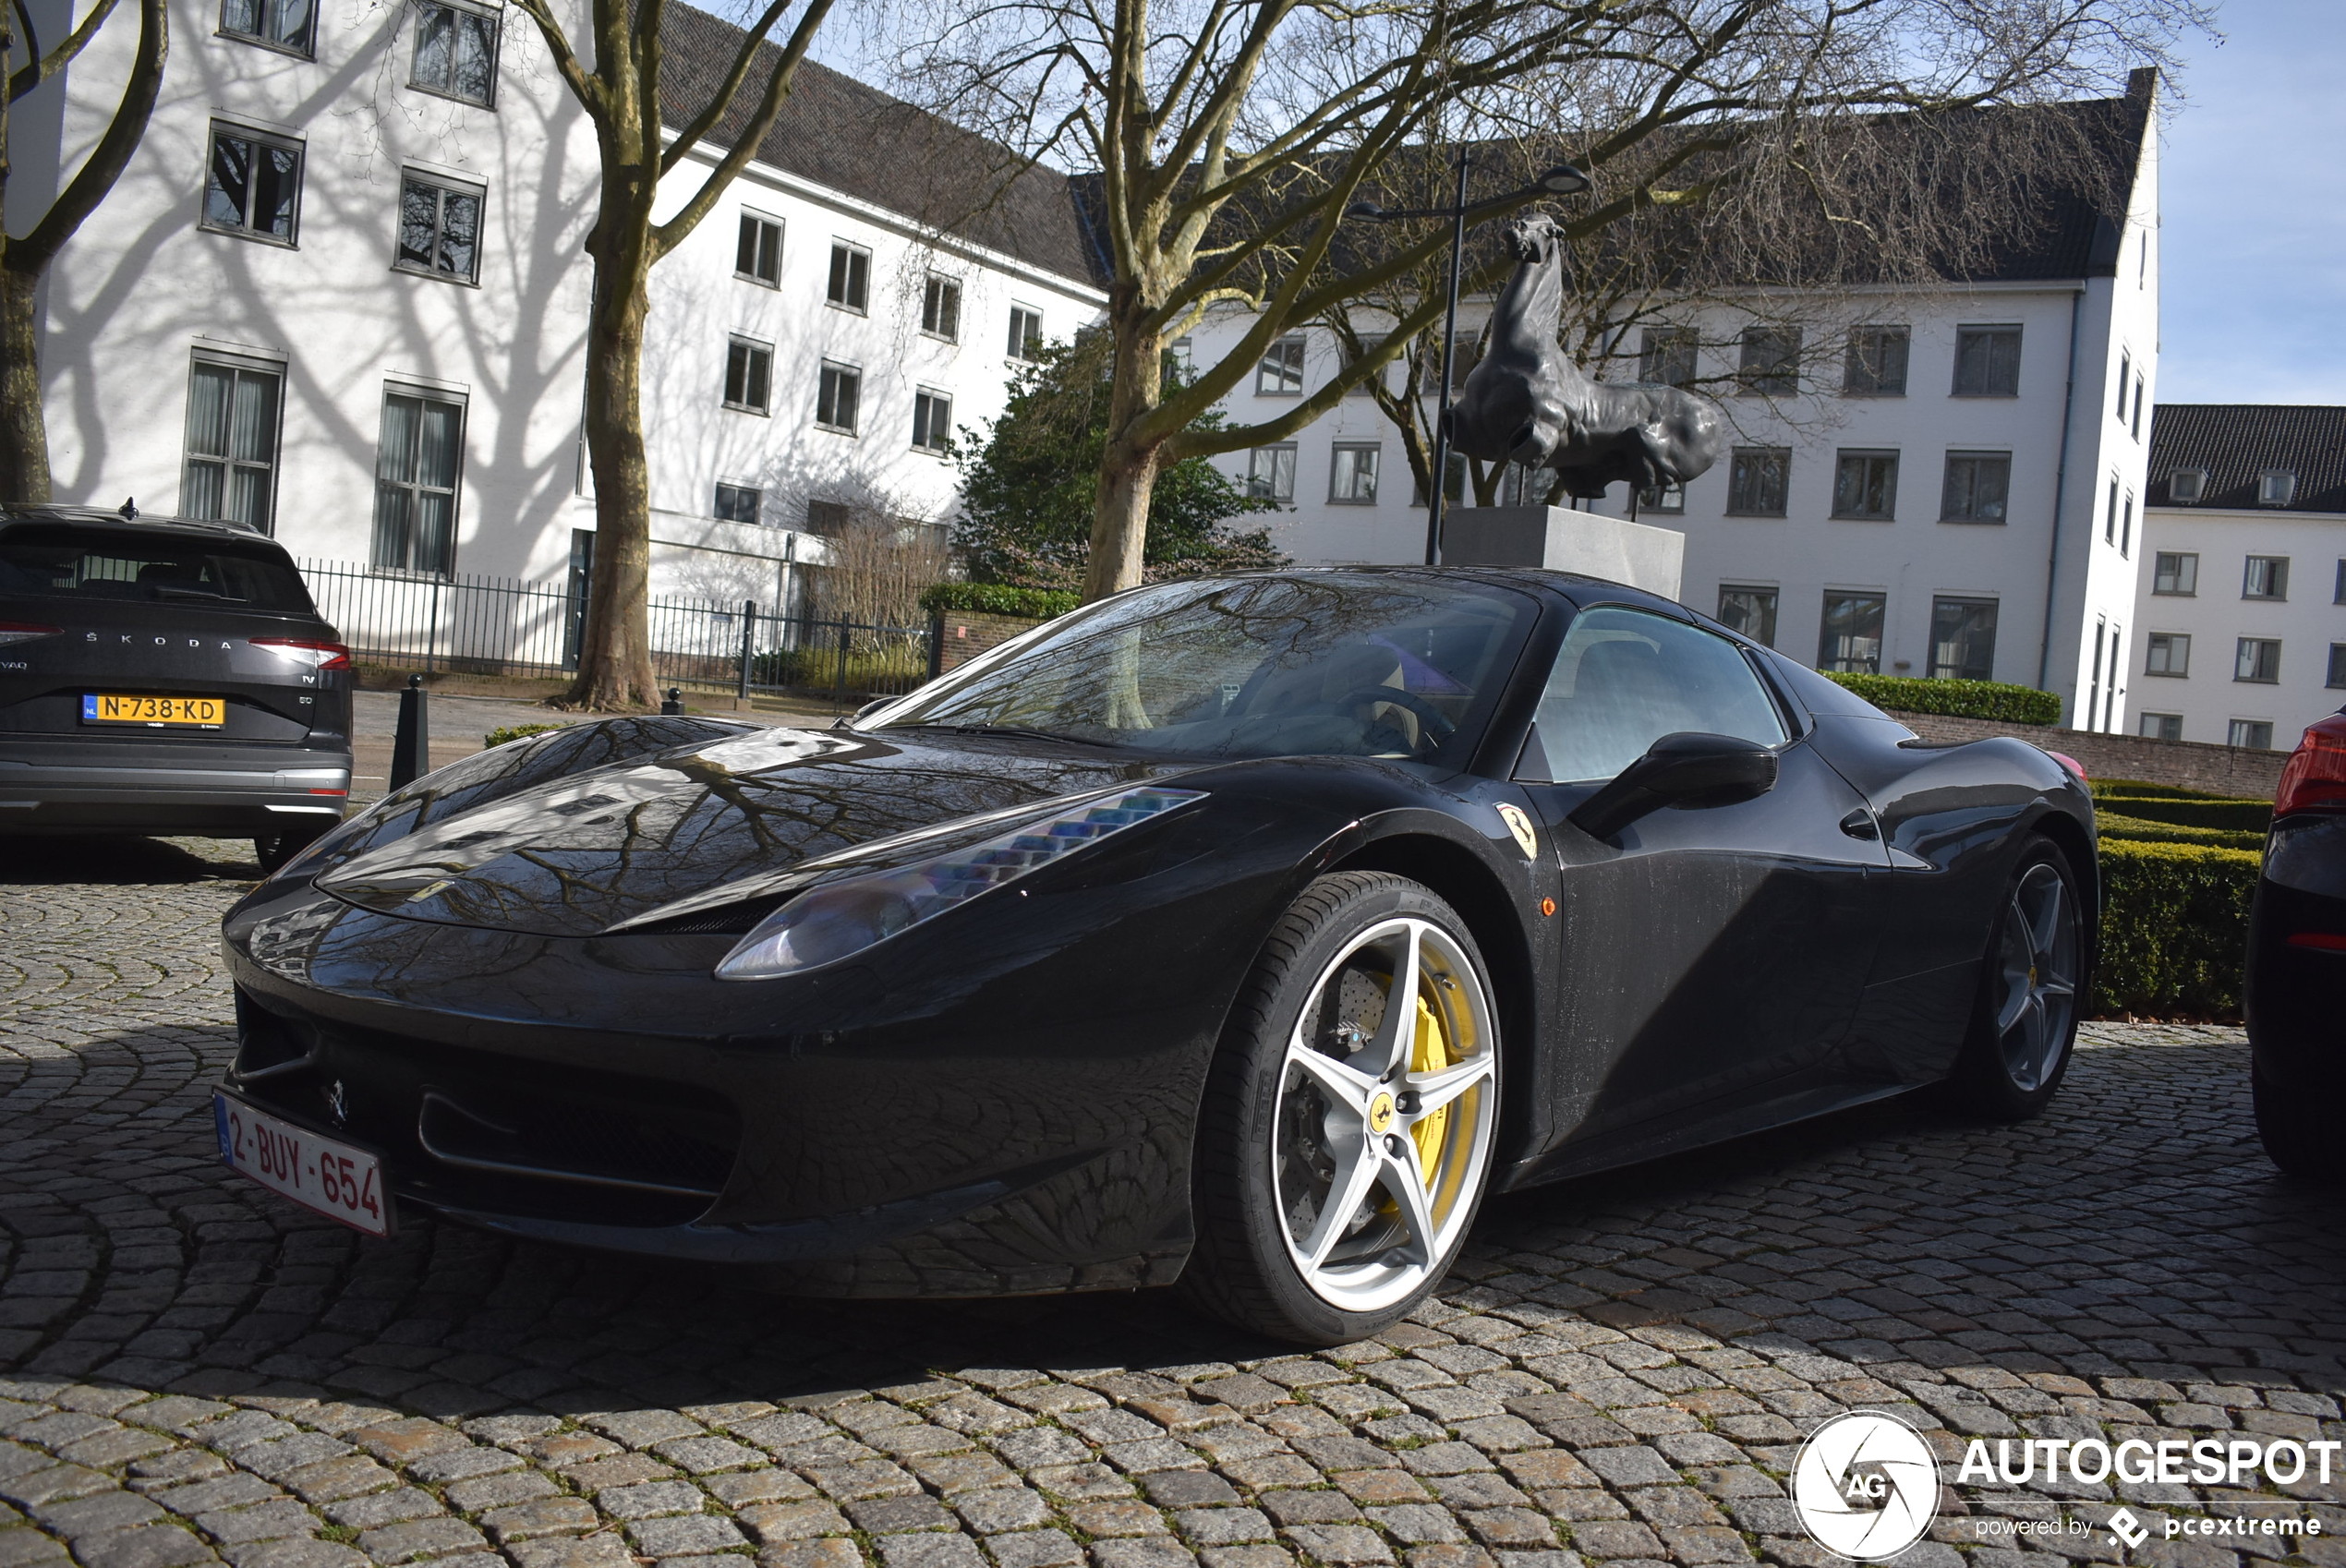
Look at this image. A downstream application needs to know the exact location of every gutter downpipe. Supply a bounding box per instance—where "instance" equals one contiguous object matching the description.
[2038,286,2086,703]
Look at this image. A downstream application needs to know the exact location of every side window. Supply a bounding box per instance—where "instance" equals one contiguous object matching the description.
[1519,608,1787,784]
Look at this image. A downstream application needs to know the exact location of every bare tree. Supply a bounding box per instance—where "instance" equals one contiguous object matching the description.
[0,0,166,502]
[889,0,2207,602]
[506,0,840,710]
[816,502,951,630]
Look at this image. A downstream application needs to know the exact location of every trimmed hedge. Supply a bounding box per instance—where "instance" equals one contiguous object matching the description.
[484,723,568,749]
[2095,812,2266,852]
[919,582,1079,620]
[2091,778,2231,802]
[2094,838,2260,1016]
[1822,672,2062,725]
[2096,794,2272,833]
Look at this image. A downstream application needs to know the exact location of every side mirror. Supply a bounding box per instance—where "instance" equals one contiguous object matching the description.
[1566,731,1779,842]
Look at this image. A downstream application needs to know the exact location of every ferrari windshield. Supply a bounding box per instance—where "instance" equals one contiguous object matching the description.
[874,573,1535,761]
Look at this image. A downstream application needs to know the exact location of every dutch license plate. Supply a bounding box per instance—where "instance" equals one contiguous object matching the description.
[84,693,225,727]
[214,1090,393,1236]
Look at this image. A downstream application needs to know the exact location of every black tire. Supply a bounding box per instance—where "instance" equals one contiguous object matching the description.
[254,824,330,874]
[2254,1071,2335,1181]
[1180,872,1502,1345]
[1947,838,2085,1121]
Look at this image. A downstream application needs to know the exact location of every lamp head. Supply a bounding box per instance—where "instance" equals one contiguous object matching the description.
[1537,164,1591,195]
[1344,200,1388,222]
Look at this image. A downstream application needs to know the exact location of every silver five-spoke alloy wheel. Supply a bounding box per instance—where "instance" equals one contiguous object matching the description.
[1993,861,2078,1094]
[1273,915,1497,1313]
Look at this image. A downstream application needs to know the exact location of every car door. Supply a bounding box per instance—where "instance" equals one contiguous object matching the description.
[1511,605,1891,1145]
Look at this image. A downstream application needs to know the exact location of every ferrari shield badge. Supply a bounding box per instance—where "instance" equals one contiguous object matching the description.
[1495,802,1539,858]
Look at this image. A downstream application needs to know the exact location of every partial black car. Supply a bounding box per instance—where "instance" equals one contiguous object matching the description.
[2247,706,2346,1179]
[216,568,2096,1344]
[0,505,351,869]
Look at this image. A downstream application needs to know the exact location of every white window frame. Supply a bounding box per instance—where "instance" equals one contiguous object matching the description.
[816,360,862,435]
[723,336,774,416]
[1328,443,1380,505]
[1007,306,1044,360]
[826,241,870,313]
[407,0,500,107]
[735,211,782,287]
[201,121,305,247]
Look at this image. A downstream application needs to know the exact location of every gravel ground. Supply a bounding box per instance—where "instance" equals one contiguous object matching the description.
[3,838,2340,1568]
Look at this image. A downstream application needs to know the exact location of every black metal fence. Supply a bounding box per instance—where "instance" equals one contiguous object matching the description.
[298,558,933,701]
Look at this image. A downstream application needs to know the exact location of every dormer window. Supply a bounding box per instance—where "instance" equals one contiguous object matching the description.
[2259,470,2297,507]
[2168,467,2207,504]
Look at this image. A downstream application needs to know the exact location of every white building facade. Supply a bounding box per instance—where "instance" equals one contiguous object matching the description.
[1191,76,2162,731]
[2132,404,2346,752]
[22,0,1104,615]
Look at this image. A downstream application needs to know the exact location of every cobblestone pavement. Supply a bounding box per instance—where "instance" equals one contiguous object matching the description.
[5,838,2342,1568]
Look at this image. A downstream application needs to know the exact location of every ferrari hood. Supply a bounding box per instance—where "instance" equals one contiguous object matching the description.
[313,727,1178,937]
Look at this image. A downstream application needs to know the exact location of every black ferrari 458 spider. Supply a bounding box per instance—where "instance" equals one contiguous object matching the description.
[219,568,2097,1343]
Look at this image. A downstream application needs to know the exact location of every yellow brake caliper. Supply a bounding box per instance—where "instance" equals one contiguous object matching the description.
[1409,993,1454,1184]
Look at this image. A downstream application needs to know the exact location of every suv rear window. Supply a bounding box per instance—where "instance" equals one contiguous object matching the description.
[0,525,315,613]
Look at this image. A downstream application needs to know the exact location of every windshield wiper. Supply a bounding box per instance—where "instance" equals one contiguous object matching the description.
[890,721,1108,748]
[151,585,246,602]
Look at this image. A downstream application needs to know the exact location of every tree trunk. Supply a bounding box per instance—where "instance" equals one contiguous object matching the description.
[565,257,659,710]
[1082,307,1165,603]
[0,267,53,504]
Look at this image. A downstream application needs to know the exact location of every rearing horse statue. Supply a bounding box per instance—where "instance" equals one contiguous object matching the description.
[1445,213,1721,501]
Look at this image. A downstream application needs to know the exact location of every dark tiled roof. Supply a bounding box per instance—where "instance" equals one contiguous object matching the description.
[657,6,1107,288]
[2147,405,2346,513]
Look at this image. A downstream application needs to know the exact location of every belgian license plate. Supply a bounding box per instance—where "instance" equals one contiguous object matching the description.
[214,1091,393,1236]
[84,693,225,727]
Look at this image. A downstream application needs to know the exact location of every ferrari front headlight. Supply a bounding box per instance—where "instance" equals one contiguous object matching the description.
[713,786,1205,980]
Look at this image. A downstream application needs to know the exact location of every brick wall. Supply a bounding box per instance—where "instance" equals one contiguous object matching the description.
[932,610,1046,674]
[1882,710,2284,800]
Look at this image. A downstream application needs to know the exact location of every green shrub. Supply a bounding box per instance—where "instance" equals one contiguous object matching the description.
[750,643,929,692]
[2096,795,2271,832]
[484,723,567,749]
[919,582,1080,620]
[1821,672,2062,725]
[2095,812,2266,851]
[2091,778,2231,802]
[2094,838,2259,1016]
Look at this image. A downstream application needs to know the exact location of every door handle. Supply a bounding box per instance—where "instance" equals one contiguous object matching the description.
[1839,809,1880,841]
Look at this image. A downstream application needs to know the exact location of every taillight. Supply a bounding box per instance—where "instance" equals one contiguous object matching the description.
[251,637,351,671]
[2047,750,2087,782]
[2273,711,2346,818]
[0,621,63,646]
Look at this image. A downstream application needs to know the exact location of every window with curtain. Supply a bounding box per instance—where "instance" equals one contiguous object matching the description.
[396,175,482,283]
[1940,452,2011,523]
[182,358,283,533]
[1952,325,2022,395]
[1818,593,1885,673]
[1247,445,1296,503]
[220,0,313,53]
[1726,448,1790,515]
[410,0,498,103]
[1736,326,1800,394]
[1843,327,1909,394]
[371,391,465,575]
[1831,451,1899,519]
[1928,597,1999,680]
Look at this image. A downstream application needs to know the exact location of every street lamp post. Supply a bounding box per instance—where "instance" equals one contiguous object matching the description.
[1348,159,1590,565]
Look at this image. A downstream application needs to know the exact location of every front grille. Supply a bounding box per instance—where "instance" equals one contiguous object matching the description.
[232,987,740,1225]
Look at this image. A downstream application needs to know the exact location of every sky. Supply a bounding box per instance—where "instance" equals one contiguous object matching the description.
[2134,0,2346,404]
[809,1,2346,408]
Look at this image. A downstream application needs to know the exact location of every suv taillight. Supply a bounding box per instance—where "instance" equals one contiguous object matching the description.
[0,621,62,646]
[251,637,351,671]
[2273,711,2346,818]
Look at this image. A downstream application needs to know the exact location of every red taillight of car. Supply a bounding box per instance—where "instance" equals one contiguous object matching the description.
[2048,750,2087,782]
[2273,712,2346,818]
[251,637,352,670]
[0,621,63,646]
[2286,933,2346,952]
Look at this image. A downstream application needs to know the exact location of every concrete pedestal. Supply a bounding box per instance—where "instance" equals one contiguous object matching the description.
[1438,506,1685,600]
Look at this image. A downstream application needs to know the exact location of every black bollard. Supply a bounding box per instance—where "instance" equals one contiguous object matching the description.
[660,687,684,716]
[389,673,430,790]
